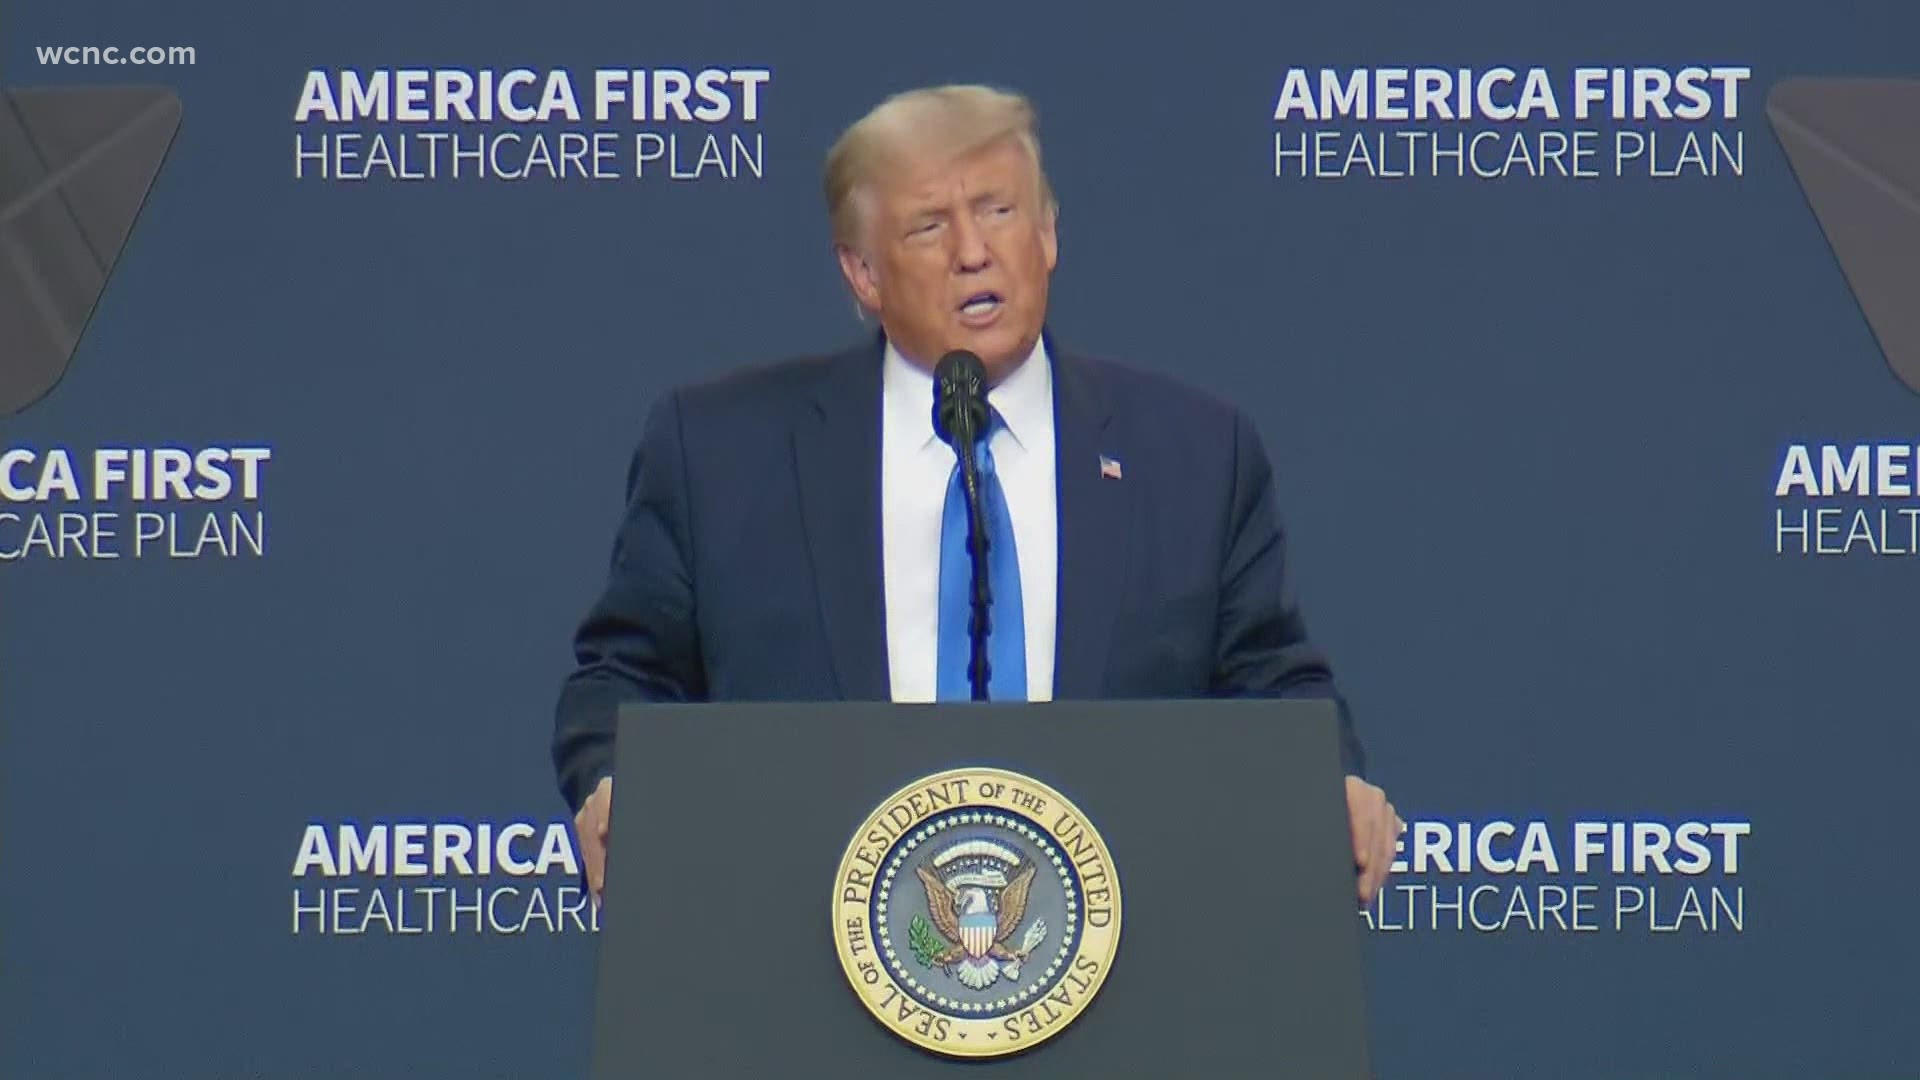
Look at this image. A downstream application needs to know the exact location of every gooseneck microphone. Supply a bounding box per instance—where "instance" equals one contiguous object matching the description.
[932,349,993,701]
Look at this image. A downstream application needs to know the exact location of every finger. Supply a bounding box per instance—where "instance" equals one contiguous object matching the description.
[573,806,593,851]
[574,803,607,896]
[1352,812,1379,902]
[1360,835,1387,901]
[583,828,607,898]
[594,779,614,840]
[1348,789,1373,867]
[1369,805,1398,896]
[1354,800,1392,902]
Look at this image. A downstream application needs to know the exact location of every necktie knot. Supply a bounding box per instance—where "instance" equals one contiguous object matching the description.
[973,406,1006,444]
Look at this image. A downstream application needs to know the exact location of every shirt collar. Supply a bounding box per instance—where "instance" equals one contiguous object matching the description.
[989,335,1051,453]
[883,335,1052,452]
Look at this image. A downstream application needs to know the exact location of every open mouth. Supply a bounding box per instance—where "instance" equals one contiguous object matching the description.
[958,291,1004,321]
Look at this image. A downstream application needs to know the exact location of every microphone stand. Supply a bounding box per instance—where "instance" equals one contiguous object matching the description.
[955,435,992,701]
[933,348,996,703]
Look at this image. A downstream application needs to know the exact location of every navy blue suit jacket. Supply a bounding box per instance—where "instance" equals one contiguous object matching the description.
[551,332,1364,812]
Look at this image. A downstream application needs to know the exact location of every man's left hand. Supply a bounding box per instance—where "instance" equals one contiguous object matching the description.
[1346,775,1401,905]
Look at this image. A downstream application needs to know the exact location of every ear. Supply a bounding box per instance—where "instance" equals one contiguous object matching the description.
[834,242,883,315]
[1039,204,1059,272]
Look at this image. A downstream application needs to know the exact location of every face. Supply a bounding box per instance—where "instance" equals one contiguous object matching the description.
[836,136,1059,382]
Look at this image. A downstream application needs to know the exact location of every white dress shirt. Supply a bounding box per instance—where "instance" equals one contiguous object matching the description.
[881,337,1058,702]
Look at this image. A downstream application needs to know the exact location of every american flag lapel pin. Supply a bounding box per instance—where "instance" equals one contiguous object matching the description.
[1098,454,1123,480]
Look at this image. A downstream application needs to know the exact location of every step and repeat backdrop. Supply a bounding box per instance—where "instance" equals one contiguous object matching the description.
[2,0,1915,1076]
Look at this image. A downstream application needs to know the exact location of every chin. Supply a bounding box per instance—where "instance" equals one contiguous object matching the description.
[960,325,1040,376]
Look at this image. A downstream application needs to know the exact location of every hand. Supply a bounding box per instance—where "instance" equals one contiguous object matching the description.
[1346,775,1400,905]
[574,776,614,903]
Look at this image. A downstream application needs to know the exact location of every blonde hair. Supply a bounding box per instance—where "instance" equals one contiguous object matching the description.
[823,84,1056,247]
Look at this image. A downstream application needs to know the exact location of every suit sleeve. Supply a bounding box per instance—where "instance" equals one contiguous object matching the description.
[550,389,708,814]
[1212,409,1368,778]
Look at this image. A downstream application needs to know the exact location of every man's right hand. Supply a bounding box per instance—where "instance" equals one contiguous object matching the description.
[574,776,614,902]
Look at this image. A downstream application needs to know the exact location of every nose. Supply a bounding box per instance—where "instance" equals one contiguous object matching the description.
[951,212,992,273]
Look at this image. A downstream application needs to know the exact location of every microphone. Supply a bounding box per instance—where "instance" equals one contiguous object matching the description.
[931,350,993,701]
[932,349,988,448]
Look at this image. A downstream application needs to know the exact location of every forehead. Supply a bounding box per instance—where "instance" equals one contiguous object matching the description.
[872,137,1035,208]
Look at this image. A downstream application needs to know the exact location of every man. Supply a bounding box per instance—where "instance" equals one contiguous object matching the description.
[552,84,1399,906]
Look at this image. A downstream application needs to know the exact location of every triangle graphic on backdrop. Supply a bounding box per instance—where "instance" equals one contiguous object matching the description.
[0,85,181,416]
[1768,78,1920,394]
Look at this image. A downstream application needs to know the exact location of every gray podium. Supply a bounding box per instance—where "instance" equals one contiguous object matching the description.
[588,699,1372,1078]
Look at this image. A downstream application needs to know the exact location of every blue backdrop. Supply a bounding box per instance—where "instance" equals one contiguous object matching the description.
[3,1,1915,1076]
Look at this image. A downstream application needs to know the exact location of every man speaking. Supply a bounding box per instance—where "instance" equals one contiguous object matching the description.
[551,84,1399,905]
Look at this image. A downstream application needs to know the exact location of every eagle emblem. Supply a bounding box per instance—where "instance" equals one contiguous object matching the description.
[908,839,1049,990]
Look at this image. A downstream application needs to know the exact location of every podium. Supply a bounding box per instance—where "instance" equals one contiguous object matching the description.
[588,699,1372,1078]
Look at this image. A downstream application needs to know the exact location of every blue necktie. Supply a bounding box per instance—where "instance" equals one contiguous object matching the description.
[935,410,1026,701]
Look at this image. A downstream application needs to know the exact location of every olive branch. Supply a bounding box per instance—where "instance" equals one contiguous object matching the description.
[908,914,946,967]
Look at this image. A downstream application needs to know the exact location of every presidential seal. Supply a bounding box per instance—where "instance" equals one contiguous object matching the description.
[833,767,1121,1058]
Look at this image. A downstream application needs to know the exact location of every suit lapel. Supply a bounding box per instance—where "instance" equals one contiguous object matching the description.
[1050,343,1133,698]
[793,336,890,700]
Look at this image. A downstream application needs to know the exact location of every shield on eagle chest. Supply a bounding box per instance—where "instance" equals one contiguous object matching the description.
[960,899,996,958]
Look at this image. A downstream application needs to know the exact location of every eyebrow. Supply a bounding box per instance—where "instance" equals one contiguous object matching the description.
[902,207,948,231]
[898,185,1016,229]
